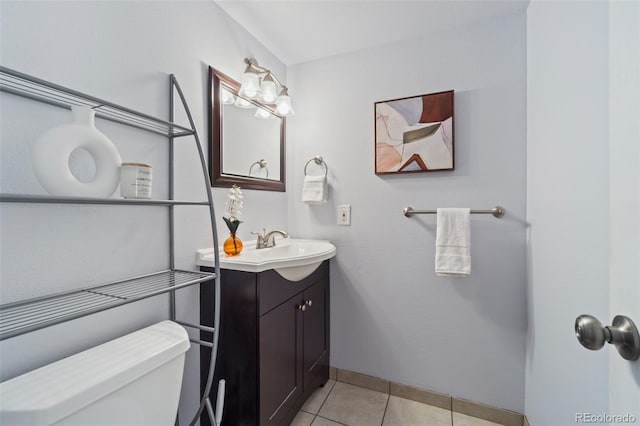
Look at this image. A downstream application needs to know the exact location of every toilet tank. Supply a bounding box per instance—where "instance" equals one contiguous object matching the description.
[0,320,190,426]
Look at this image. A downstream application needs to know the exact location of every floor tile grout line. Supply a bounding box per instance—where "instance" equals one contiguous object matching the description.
[449,394,455,426]
[315,380,337,417]
[380,392,391,426]
[315,414,349,425]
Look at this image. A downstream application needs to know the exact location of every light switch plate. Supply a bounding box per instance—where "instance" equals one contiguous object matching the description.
[337,204,351,226]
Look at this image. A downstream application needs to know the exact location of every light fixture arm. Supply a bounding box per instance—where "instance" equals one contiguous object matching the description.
[240,57,294,116]
[244,58,287,91]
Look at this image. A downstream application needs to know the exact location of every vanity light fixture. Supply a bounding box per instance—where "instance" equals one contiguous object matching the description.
[221,89,235,105]
[239,63,260,99]
[260,74,278,104]
[234,96,253,109]
[275,87,293,116]
[254,107,272,119]
[239,57,294,116]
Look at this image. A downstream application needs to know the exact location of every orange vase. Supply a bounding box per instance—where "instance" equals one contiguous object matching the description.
[223,233,243,256]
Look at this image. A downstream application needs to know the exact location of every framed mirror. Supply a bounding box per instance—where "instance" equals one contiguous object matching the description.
[208,66,285,192]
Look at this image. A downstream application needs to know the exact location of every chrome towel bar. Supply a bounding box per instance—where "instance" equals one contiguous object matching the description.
[403,206,505,218]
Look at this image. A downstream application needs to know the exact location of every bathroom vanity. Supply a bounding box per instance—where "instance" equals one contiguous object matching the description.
[199,260,330,426]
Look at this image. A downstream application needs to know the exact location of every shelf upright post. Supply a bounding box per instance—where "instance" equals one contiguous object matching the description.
[170,75,223,426]
[169,76,176,322]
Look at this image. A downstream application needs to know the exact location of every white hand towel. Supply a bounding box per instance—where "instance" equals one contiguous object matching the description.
[302,175,327,204]
[435,208,471,276]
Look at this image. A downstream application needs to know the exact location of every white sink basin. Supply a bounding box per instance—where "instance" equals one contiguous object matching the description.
[196,238,336,281]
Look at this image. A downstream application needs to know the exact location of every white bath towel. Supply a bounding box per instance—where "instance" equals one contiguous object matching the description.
[435,208,471,276]
[302,175,327,204]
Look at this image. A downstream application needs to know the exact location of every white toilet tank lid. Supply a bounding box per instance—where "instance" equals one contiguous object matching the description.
[0,320,190,425]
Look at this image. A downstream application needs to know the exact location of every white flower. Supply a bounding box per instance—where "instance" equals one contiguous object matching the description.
[225,185,243,219]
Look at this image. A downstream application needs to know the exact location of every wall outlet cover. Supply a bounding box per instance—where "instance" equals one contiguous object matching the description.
[337,204,351,226]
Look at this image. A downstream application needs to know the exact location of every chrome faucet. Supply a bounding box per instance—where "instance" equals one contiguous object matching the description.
[251,229,289,249]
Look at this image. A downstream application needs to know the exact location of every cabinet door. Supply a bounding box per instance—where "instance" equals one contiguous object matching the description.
[303,278,329,392]
[259,296,303,425]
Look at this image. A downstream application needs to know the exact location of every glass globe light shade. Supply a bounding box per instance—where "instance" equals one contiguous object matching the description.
[260,75,278,104]
[221,88,235,104]
[276,94,294,116]
[239,68,260,99]
[254,107,272,119]
[234,96,254,109]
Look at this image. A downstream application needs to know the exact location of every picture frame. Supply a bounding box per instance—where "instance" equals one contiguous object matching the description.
[374,90,454,174]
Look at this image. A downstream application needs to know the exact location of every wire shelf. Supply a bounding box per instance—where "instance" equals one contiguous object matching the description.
[0,269,216,341]
[0,66,194,137]
[0,193,210,206]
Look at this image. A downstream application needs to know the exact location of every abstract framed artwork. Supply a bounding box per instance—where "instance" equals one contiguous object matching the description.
[375,90,454,174]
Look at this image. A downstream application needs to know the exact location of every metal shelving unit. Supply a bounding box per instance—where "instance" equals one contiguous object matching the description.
[0,66,223,426]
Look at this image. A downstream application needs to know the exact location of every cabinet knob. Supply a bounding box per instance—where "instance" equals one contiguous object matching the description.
[305,300,313,307]
[298,304,306,311]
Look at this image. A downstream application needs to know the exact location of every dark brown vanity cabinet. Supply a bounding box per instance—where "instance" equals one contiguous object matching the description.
[200,260,330,426]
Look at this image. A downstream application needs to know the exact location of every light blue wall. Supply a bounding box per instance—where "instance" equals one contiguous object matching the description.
[526,1,610,424]
[287,12,528,412]
[0,2,287,423]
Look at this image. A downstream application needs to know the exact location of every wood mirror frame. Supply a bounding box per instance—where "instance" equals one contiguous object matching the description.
[208,66,286,192]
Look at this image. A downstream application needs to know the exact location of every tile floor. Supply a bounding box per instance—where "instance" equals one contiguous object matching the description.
[291,381,505,426]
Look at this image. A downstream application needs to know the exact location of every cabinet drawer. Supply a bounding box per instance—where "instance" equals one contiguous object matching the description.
[258,261,329,316]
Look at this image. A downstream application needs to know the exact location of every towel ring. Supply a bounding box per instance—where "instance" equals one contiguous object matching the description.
[248,159,269,179]
[304,155,328,177]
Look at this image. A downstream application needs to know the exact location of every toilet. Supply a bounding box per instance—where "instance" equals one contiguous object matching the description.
[0,320,190,426]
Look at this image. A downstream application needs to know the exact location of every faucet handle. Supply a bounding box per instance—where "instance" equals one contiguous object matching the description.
[252,230,267,249]
[251,228,266,237]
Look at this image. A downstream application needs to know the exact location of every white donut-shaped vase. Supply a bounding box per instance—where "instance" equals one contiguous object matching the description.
[31,106,121,197]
